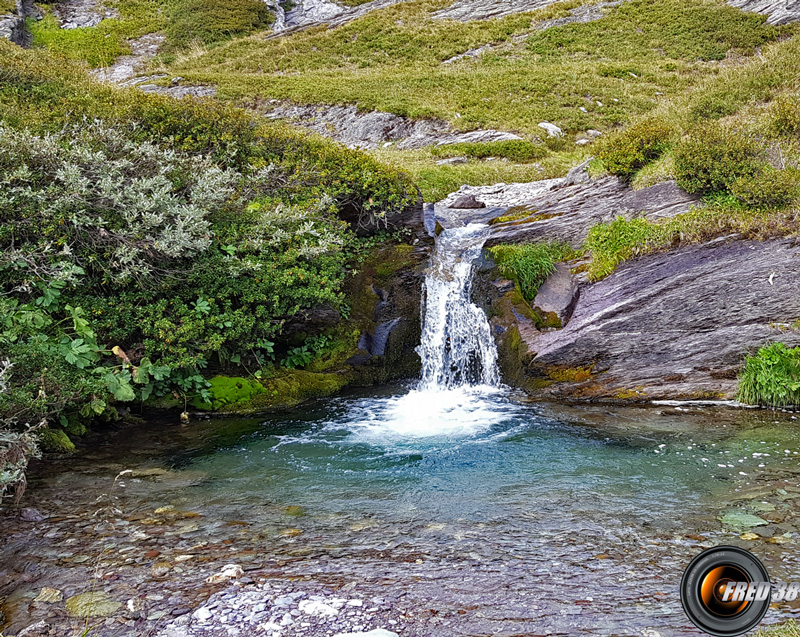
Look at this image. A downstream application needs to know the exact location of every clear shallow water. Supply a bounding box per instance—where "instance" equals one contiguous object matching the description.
[4,390,800,636]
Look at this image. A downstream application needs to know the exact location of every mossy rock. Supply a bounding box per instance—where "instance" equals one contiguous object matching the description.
[65,592,122,618]
[191,375,267,411]
[223,369,351,413]
[38,428,76,453]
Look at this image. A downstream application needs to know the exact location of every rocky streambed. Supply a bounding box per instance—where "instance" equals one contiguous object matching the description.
[4,399,800,637]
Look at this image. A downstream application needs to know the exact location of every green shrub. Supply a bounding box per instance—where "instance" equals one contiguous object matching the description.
[166,0,274,48]
[731,166,800,209]
[488,242,573,301]
[597,119,675,179]
[738,343,800,407]
[431,140,548,162]
[769,95,800,137]
[673,123,763,194]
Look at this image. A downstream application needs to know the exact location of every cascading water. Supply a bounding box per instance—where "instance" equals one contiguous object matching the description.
[332,222,510,440]
[417,223,499,390]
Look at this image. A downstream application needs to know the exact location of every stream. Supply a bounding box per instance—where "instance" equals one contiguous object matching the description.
[3,223,800,637]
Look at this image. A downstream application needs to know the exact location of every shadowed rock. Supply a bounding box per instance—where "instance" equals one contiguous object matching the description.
[532,264,579,328]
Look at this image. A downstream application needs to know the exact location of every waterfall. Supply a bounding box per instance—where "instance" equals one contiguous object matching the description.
[417,223,500,390]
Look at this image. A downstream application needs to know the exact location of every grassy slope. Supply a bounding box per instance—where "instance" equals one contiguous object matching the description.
[165,0,782,134]
[24,0,791,199]
[147,0,785,199]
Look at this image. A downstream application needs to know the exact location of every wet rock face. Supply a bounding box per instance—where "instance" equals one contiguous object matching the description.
[526,239,800,400]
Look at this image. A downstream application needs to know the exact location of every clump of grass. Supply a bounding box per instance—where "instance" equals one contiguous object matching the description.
[738,343,800,407]
[488,242,574,301]
[583,202,800,280]
[674,122,763,195]
[431,139,548,162]
[769,95,800,137]
[165,0,275,49]
[731,166,800,209]
[597,118,674,179]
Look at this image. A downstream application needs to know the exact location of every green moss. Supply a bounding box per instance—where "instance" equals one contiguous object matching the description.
[250,369,350,410]
[546,365,595,383]
[191,375,266,410]
[38,428,76,453]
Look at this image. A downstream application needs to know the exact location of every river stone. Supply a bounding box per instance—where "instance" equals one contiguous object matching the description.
[720,511,769,531]
[65,591,123,617]
[333,630,399,637]
[532,264,579,328]
[524,239,800,399]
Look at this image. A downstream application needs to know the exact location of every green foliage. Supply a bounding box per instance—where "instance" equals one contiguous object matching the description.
[166,0,782,138]
[0,42,418,444]
[488,242,574,301]
[738,343,800,408]
[731,166,800,209]
[673,123,763,195]
[29,0,166,68]
[583,200,800,280]
[584,216,671,280]
[597,119,674,179]
[769,95,800,138]
[431,140,548,162]
[165,0,275,49]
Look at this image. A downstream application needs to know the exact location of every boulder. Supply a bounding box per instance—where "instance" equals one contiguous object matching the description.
[532,264,579,328]
[450,193,486,209]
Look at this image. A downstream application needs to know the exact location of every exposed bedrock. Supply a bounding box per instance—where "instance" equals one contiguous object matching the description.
[260,102,524,150]
[433,172,800,401]
[525,239,800,400]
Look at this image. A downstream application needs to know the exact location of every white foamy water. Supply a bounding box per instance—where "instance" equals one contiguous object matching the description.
[336,386,515,442]
[417,223,499,390]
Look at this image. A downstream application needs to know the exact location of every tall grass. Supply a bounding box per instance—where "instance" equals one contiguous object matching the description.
[488,242,573,300]
[738,343,800,407]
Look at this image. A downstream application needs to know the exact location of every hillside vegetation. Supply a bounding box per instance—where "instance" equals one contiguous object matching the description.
[0,40,416,497]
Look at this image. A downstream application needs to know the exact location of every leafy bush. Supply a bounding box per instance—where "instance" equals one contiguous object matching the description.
[431,140,548,162]
[488,242,573,301]
[769,95,800,138]
[597,119,674,179]
[673,123,763,194]
[166,0,274,48]
[731,167,800,209]
[738,343,800,407]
